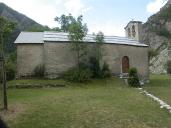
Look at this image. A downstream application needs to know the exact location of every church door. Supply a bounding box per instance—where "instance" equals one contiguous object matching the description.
[122,56,129,73]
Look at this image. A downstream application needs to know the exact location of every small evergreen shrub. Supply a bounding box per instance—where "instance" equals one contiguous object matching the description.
[128,68,140,87]
[34,64,45,77]
[101,62,111,78]
[167,60,171,74]
[64,63,92,83]
[89,57,101,78]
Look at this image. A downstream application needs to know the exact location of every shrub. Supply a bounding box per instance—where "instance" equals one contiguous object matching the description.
[167,60,171,74]
[157,28,171,38]
[101,62,111,78]
[6,61,16,81]
[148,49,158,59]
[128,68,140,87]
[89,57,101,78]
[34,64,45,77]
[64,62,92,83]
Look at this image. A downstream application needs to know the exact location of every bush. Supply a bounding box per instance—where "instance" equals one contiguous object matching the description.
[101,62,111,78]
[6,61,16,81]
[167,60,171,74]
[89,57,101,78]
[157,28,171,38]
[148,49,158,59]
[128,68,140,87]
[64,62,92,83]
[34,64,45,77]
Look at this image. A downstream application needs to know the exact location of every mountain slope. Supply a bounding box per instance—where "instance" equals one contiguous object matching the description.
[0,2,43,53]
[142,1,171,74]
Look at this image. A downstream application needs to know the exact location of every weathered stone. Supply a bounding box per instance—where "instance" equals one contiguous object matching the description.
[16,42,149,81]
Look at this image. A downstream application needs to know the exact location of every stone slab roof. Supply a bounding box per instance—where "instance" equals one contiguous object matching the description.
[14,32,44,44]
[14,31,148,47]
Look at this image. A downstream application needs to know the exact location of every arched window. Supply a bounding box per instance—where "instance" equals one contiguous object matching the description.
[128,28,131,37]
[122,56,129,73]
[132,25,136,37]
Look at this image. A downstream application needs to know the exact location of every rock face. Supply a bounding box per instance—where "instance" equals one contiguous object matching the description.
[142,0,171,74]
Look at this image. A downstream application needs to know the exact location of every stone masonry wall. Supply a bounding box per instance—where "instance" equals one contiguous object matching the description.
[16,44,44,77]
[44,42,149,80]
[103,44,149,80]
[17,42,149,80]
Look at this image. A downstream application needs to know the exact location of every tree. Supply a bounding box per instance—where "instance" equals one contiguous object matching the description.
[55,14,88,68]
[0,16,16,110]
[55,14,75,32]
[26,25,51,32]
[94,31,105,64]
[68,15,88,68]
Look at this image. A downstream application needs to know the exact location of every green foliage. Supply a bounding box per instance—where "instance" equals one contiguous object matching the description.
[63,65,92,83]
[148,49,158,59]
[158,6,171,21]
[55,14,75,32]
[5,61,16,81]
[89,57,101,78]
[26,25,51,32]
[157,28,171,38]
[149,24,171,38]
[128,68,140,87]
[56,14,89,71]
[34,64,45,77]
[167,60,171,74]
[94,31,105,61]
[101,62,112,78]
[67,15,88,67]
[0,17,16,83]
[0,16,16,40]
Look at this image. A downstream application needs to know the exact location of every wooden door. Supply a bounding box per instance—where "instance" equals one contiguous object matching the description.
[122,56,129,73]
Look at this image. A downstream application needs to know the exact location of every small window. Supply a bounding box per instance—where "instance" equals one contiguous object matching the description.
[132,25,136,37]
[128,28,131,37]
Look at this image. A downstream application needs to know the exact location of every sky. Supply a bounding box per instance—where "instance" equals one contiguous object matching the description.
[0,0,168,36]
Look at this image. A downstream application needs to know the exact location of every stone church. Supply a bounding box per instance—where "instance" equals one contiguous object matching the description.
[14,21,149,81]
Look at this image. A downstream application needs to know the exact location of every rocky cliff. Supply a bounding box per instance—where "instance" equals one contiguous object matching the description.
[142,0,171,74]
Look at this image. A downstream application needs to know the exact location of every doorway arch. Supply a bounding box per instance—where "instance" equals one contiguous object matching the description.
[122,56,129,73]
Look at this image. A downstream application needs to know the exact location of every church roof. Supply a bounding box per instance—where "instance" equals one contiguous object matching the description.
[14,32,44,44]
[14,31,148,47]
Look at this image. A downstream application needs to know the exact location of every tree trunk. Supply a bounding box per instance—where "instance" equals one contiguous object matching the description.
[1,59,7,110]
[0,34,8,110]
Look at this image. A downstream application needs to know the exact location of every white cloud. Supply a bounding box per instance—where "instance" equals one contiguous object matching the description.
[63,0,93,16]
[88,22,125,37]
[0,0,92,27]
[147,0,168,13]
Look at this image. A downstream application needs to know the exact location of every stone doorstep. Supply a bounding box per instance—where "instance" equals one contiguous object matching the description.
[138,88,171,113]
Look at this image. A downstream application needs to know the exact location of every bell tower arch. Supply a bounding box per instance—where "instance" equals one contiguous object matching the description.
[125,21,143,43]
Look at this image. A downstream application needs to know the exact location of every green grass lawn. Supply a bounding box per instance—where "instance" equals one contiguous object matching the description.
[1,76,171,128]
[144,75,171,105]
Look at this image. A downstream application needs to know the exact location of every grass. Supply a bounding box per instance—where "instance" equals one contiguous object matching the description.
[0,76,171,128]
[144,75,171,105]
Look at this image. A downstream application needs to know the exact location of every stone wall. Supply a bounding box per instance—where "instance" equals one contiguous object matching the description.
[103,44,149,80]
[44,42,149,80]
[16,44,44,77]
[16,42,149,80]
[44,42,76,78]
[125,22,143,42]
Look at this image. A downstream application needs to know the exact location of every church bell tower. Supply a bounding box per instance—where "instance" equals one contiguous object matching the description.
[125,21,143,43]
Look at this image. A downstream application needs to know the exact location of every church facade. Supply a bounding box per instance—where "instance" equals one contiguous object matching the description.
[14,21,149,81]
